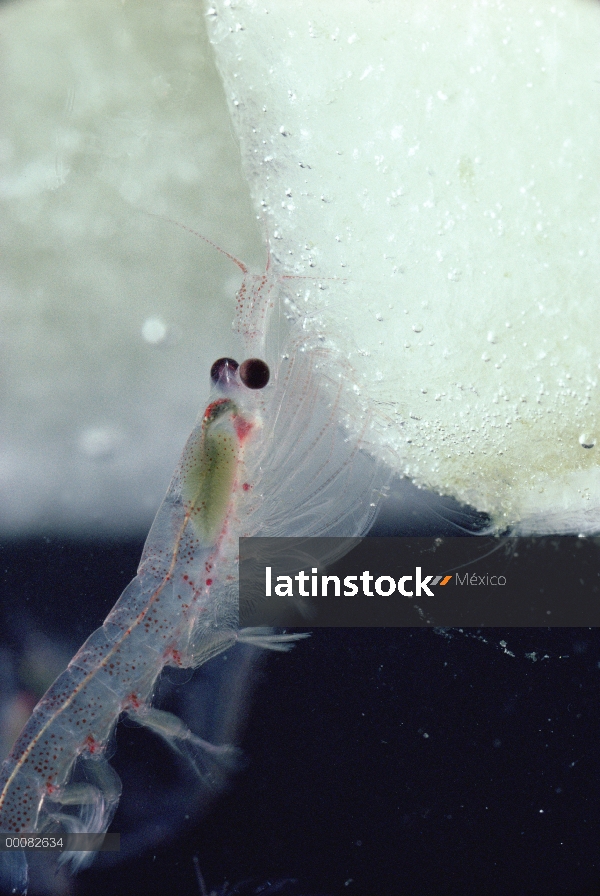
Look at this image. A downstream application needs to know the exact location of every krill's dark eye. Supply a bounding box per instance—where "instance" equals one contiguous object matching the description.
[210,357,239,385]
[239,358,270,390]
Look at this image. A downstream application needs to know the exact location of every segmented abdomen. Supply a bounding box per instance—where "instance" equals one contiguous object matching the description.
[0,666,120,832]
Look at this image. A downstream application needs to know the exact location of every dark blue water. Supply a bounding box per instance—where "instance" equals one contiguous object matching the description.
[1,530,600,896]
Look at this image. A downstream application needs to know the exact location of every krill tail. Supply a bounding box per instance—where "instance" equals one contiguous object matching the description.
[46,755,122,874]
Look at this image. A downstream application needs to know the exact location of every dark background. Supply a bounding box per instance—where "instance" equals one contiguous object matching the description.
[2,505,600,896]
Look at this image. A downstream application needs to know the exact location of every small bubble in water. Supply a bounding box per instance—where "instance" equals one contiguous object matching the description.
[142,317,168,345]
[579,433,596,449]
[412,323,423,333]
[78,426,120,459]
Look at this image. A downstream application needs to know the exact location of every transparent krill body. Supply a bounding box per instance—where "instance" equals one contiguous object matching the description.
[0,223,387,895]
